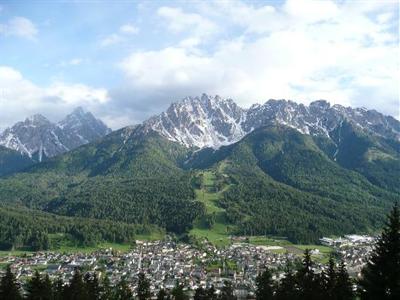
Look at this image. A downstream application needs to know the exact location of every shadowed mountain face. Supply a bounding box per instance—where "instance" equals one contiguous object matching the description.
[0,107,111,162]
[0,145,34,176]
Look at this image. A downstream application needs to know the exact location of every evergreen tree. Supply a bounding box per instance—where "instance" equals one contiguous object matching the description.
[114,278,133,300]
[64,269,88,300]
[335,261,354,300]
[275,266,298,300]
[194,286,207,300]
[296,249,322,300]
[84,272,101,300]
[0,265,21,300]
[100,274,113,300]
[171,283,188,300]
[137,272,151,300]
[205,285,217,300]
[219,280,236,300]
[157,288,168,300]
[255,267,274,300]
[359,203,400,300]
[41,273,53,300]
[322,256,337,300]
[25,270,43,300]
[52,277,65,300]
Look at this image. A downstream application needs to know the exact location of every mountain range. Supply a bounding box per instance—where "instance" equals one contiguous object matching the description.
[0,107,111,163]
[0,94,399,247]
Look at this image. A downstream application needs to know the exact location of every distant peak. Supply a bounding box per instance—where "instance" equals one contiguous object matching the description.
[310,100,330,109]
[26,114,50,124]
[71,106,86,116]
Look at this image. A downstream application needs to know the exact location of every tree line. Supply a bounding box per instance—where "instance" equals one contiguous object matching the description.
[1,204,398,299]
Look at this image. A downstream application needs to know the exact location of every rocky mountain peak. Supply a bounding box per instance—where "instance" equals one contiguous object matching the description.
[145,95,400,149]
[0,108,111,161]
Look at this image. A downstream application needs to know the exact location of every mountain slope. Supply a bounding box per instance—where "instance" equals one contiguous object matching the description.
[186,125,398,242]
[0,107,111,161]
[0,126,204,234]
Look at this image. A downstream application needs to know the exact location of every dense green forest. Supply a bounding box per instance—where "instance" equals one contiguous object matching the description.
[0,205,154,251]
[0,124,398,244]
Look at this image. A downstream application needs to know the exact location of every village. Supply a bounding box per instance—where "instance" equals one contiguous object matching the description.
[0,235,376,299]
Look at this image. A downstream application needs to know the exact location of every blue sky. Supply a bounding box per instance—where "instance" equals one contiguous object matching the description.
[0,0,398,129]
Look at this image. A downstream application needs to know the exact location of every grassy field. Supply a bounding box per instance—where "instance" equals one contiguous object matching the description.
[190,170,233,247]
[0,231,165,258]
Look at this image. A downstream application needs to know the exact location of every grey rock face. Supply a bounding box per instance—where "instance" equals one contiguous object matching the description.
[0,108,111,161]
[145,94,400,149]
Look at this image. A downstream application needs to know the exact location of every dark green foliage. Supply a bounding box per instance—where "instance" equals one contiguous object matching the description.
[114,279,133,300]
[25,270,53,300]
[0,265,22,300]
[0,127,203,236]
[0,124,398,244]
[219,280,236,300]
[194,287,208,300]
[255,268,274,300]
[335,262,354,300]
[205,125,398,243]
[171,283,188,300]
[100,275,112,300]
[52,277,64,300]
[137,272,151,300]
[296,249,322,300]
[359,203,400,299]
[84,273,101,300]
[157,289,169,300]
[63,269,88,300]
[0,205,142,251]
[275,267,298,300]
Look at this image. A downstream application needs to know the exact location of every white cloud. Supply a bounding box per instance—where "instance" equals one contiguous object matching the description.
[100,23,139,47]
[0,66,110,129]
[118,0,399,119]
[119,24,139,35]
[157,6,218,40]
[0,17,38,40]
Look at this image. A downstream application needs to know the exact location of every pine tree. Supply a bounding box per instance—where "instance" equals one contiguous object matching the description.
[322,255,337,300]
[52,277,65,300]
[275,266,298,300]
[219,280,236,300]
[100,274,113,300]
[171,283,188,300]
[206,285,217,300]
[114,278,133,300]
[0,265,21,300]
[194,286,207,300]
[42,273,53,300]
[157,288,168,300]
[296,249,322,300]
[335,261,354,300]
[137,272,151,300]
[25,270,43,300]
[64,268,89,300]
[359,203,400,300]
[84,272,101,300]
[255,267,274,300]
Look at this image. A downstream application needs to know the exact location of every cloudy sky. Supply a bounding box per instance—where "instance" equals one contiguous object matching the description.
[0,0,398,130]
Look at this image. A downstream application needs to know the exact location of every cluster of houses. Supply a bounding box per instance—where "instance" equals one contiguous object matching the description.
[0,240,297,298]
[0,236,376,298]
[320,234,376,277]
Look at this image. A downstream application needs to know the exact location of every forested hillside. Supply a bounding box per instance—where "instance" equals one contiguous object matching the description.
[0,124,398,244]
